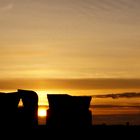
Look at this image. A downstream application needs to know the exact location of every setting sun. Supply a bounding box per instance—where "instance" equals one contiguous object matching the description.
[38,108,47,117]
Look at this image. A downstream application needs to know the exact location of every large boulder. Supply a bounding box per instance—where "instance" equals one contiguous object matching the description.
[46,94,92,128]
[18,89,38,128]
[0,92,20,128]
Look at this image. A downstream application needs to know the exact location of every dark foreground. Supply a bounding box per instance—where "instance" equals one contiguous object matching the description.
[34,125,140,138]
[1,125,139,139]
[34,124,140,133]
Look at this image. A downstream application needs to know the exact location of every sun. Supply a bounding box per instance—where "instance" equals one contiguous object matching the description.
[38,108,47,117]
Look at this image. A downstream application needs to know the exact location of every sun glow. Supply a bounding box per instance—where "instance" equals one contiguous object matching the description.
[38,108,47,117]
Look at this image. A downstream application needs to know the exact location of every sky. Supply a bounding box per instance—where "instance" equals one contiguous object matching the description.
[0,0,140,79]
[0,0,140,107]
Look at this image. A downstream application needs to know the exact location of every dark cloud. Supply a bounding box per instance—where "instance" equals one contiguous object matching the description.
[93,92,140,99]
[90,105,140,108]
[0,78,140,90]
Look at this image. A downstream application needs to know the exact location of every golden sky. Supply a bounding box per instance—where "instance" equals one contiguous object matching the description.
[0,0,140,80]
[0,0,140,107]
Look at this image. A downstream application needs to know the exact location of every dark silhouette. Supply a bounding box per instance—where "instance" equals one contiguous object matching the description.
[0,89,38,129]
[0,91,92,129]
[0,92,20,129]
[0,89,139,134]
[46,94,92,128]
[18,89,38,128]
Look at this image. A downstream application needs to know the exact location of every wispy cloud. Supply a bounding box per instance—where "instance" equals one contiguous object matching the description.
[0,3,14,12]
[93,92,140,99]
[73,0,140,21]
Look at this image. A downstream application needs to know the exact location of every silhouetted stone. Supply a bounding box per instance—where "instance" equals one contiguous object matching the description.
[70,96,92,127]
[0,92,7,128]
[0,92,20,129]
[18,89,38,128]
[47,94,71,110]
[46,94,92,128]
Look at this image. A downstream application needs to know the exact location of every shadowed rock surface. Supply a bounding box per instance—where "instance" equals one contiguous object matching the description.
[18,89,38,128]
[0,89,38,129]
[46,94,92,128]
[0,92,20,128]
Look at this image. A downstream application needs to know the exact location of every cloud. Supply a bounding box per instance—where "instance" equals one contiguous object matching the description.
[74,0,140,21]
[90,105,140,108]
[0,4,14,12]
[0,78,140,90]
[93,92,140,99]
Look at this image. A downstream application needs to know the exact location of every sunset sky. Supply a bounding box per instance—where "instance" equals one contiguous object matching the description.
[0,0,140,112]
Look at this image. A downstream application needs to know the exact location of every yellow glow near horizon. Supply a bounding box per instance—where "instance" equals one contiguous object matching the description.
[38,107,47,117]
